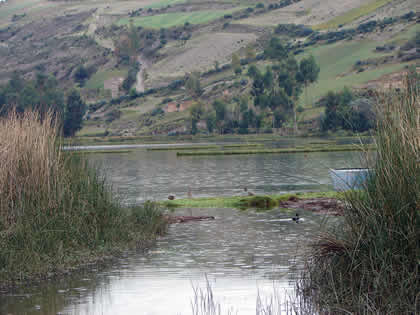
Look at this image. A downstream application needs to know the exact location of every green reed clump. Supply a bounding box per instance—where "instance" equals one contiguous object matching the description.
[0,111,166,281]
[301,71,420,313]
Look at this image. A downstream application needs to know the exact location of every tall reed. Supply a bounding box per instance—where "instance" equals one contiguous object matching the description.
[0,111,166,281]
[300,70,419,313]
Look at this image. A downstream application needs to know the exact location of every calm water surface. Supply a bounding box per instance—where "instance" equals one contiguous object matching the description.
[1,143,362,315]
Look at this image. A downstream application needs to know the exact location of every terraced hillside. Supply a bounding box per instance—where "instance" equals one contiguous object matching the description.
[0,0,418,137]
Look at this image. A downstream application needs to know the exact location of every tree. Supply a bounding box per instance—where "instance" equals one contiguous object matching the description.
[63,90,86,137]
[206,111,216,134]
[264,37,287,60]
[212,99,227,134]
[74,65,89,87]
[299,55,320,106]
[185,72,203,98]
[231,53,242,75]
[247,64,260,79]
[277,58,303,134]
[189,102,204,134]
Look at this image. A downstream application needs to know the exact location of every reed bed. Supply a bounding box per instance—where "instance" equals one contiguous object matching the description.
[300,72,419,313]
[0,111,166,282]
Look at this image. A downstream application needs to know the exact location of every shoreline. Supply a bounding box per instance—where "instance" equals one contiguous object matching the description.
[0,234,161,295]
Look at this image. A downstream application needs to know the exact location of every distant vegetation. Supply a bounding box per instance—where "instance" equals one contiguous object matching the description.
[188,37,320,135]
[320,87,375,132]
[0,73,86,137]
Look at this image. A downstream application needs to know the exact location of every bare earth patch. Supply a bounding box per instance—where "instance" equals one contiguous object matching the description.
[148,32,257,83]
[237,0,368,26]
[279,197,344,216]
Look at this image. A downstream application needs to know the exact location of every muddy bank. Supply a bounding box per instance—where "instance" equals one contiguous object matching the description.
[279,196,344,216]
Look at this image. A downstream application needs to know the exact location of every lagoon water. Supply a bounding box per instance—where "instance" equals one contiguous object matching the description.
[1,141,362,315]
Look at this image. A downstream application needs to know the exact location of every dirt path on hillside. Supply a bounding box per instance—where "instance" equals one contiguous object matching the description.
[135,55,149,93]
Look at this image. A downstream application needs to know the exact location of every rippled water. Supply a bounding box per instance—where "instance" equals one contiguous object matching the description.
[1,143,362,315]
[89,148,363,203]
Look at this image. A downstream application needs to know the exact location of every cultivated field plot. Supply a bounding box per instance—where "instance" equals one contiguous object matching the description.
[237,0,376,27]
[86,69,128,91]
[346,0,419,29]
[297,37,409,106]
[116,8,241,28]
[148,32,257,81]
[0,0,179,27]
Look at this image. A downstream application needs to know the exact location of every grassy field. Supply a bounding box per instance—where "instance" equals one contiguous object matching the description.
[76,125,107,137]
[313,0,394,30]
[297,39,407,106]
[0,0,44,19]
[116,9,240,28]
[145,0,185,9]
[85,69,128,90]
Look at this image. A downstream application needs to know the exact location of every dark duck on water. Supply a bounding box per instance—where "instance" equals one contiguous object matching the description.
[292,213,300,223]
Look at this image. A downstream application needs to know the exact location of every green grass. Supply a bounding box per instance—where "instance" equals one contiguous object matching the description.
[116,9,240,29]
[313,0,394,30]
[176,144,372,156]
[145,0,185,9]
[162,191,340,208]
[0,0,44,20]
[298,40,407,107]
[85,69,128,90]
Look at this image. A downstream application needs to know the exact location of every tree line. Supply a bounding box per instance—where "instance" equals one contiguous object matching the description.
[188,37,320,135]
[0,72,86,137]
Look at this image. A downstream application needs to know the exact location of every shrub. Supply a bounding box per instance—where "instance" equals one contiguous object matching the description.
[151,107,164,116]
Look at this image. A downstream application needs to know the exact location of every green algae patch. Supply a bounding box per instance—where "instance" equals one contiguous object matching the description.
[162,191,340,209]
[147,145,220,151]
[176,144,373,156]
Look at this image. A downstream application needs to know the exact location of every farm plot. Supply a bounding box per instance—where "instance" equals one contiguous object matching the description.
[116,9,241,28]
[313,0,394,30]
[236,0,369,27]
[148,32,257,82]
[297,39,409,106]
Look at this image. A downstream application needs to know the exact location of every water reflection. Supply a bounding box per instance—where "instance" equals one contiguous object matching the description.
[1,147,359,314]
[90,150,362,203]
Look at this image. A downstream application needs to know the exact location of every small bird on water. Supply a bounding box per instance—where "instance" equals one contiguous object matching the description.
[244,187,254,196]
[292,213,300,223]
[168,195,175,200]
